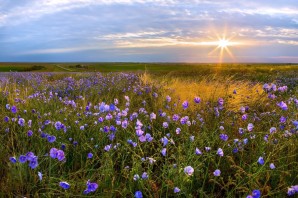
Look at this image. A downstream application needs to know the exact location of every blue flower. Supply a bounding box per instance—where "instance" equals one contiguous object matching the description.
[213,169,221,176]
[47,135,56,143]
[83,180,98,194]
[11,106,17,113]
[247,123,254,132]
[174,187,181,193]
[184,166,194,176]
[29,157,38,169]
[50,148,58,159]
[219,134,228,141]
[59,181,70,189]
[252,189,261,198]
[182,100,189,109]
[258,157,264,165]
[269,163,275,169]
[195,148,202,155]
[141,172,148,180]
[161,148,167,157]
[19,155,27,163]
[134,191,143,198]
[217,148,224,157]
[87,153,93,159]
[9,157,17,164]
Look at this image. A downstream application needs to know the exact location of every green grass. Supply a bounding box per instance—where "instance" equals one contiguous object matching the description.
[0,68,297,197]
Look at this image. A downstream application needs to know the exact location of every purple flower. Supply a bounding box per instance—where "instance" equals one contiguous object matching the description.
[182,100,189,109]
[27,130,33,137]
[269,163,275,169]
[194,97,201,104]
[184,166,194,176]
[219,134,228,141]
[141,172,148,180]
[162,122,169,128]
[252,189,261,198]
[57,150,65,161]
[166,95,171,102]
[161,137,168,147]
[104,144,112,151]
[174,187,181,193]
[161,148,167,157]
[55,121,62,130]
[213,169,221,176]
[50,148,58,159]
[217,148,224,157]
[19,155,27,163]
[258,157,264,165]
[26,152,35,161]
[134,191,143,198]
[47,135,56,143]
[247,123,254,132]
[18,118,25,127]
[218,98,224,106]
[84,180,98,194]
[277,101,288,110]
[195,148,202,155]
[287,185,298,196]
[11,106,17,113]
[29,157,38,169]
[280,116,286,123]
[269,127,276,134]
[242,114,248,120]
[9,157,17,164]
[59,181,70,190]
[87,153,93,159]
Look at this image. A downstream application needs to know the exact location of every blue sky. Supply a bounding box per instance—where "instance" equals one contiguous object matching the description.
[0,0,297,62]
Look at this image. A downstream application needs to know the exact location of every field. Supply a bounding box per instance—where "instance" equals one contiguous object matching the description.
[0,64,298,197]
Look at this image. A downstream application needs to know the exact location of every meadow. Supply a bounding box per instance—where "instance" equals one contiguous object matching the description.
[0,64,298,197]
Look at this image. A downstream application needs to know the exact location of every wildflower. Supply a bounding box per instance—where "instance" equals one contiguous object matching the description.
[184,166,194,176]
[29,157,38,169]
[217,148,224,157]
[161,148,167,157]
[141,172,148,180]
[27,130,33,137]
[277,101,288,110]
[163,122,169,128]
[174,187,181,193]
[247,123,254,132]
[87,153,93,159]
[252,189,261,198]
[269,163,275,169]
[104,144,112,151]
[59,181,70,190]
[50,148,58,159]
[6,104,10,110]
[218,98,224,106]
[18,118,25,127]
[38,172,42,181]
[269,127,276,134]
[219,134,228,141]
[194,97,201,104]
[213,169,221,176]
[195,148,202,155]
[166,95,171,102]
[258,157,264,165]
[182,101,189,109]
[19,155,27,163]
[84,180,98,194]
[133,174,140,181]
[161,137,168,147]
[242,114,248,120]
[55,121,62,130]
[176,128,181,134]
[11,106,17,113]
[280,116,286,123]
[150,112,156,120]
[287,185,298,196]
[9,157,17,164]
[47,135,56,143]
[134,191,143,198]
[189,136,194,142]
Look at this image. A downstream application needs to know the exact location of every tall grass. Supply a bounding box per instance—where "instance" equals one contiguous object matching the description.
[0,72,297,197]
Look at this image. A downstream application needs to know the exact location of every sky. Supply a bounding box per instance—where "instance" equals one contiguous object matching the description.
[0,0,297,62]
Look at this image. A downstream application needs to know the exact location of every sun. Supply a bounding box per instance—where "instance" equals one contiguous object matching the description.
[218,39,230,48]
